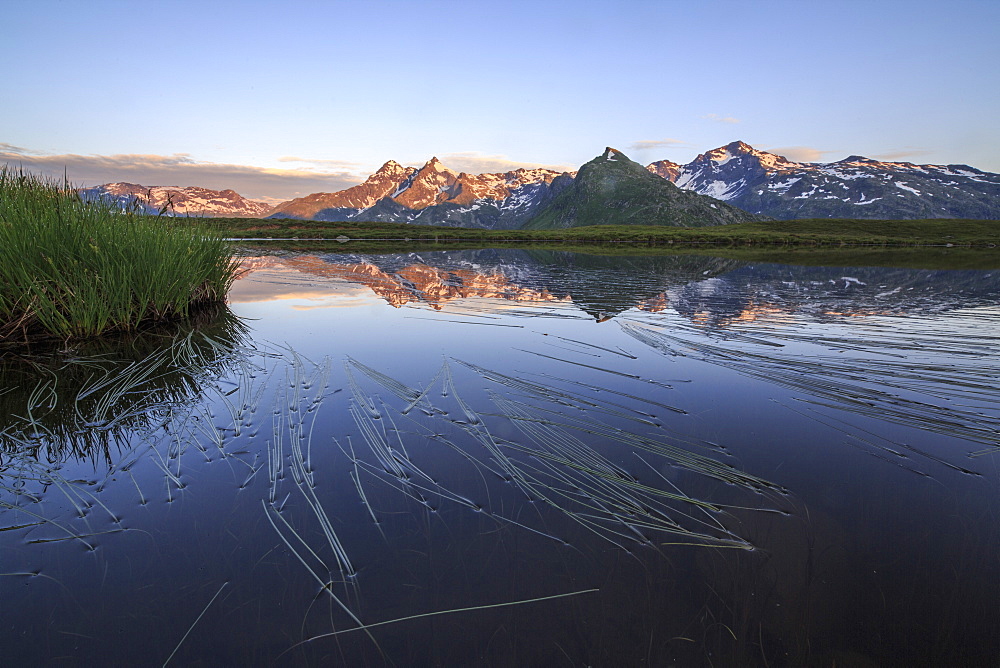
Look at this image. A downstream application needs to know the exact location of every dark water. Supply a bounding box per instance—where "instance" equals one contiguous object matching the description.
[2,249,999,666]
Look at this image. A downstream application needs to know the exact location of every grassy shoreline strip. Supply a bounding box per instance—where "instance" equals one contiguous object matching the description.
[0,168,238,343]
[192,215,1000,247]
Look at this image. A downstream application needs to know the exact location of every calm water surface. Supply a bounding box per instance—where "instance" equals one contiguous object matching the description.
[2,249,998,666]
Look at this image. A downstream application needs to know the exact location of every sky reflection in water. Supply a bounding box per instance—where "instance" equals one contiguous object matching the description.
[2,249,999,666]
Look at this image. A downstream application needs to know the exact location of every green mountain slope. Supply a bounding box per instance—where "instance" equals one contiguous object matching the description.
[524,148,767,229]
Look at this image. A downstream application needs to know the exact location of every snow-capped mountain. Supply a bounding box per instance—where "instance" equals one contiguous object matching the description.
[647,141,1000,220]
[526,148,766,229]
[267,158,573,229]
[80,183,271,218]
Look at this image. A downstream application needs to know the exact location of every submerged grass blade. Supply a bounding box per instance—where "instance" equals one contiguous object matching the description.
[288,588,600,646]
[162,582,229,667]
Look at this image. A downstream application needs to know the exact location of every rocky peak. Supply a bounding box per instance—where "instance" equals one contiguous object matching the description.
[686,141,801,177]
[397,157,459,185]
[577,148,651,178]
[425,157,448,171]
[603,147,623,160]
[725,140,755,154]
[837,155,877,165]
[375,160,409,177]
[699,141,762,163]
[392,157,460,209]
[646,160,682,181]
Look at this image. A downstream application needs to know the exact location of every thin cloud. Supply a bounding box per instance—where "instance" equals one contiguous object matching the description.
[0,146,363,200]
[432,152,574,175]
[764,146,835,163]
[872,148,933,162]
[627,139,688,152]
[702,113,741,124]
[277,156,363,168]
[0,141,39,155]
[251,195,297,207]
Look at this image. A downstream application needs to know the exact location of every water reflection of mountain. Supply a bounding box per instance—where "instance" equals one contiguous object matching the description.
[237,250,744,319]
[271,253,566,309]
[238,249,1000,326]
[665,263,1000,328]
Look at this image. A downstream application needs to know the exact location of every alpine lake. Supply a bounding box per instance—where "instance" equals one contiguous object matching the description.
[2,245,999,666]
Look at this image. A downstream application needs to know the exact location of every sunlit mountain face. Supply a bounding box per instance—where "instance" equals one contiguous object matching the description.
[266,158,574,229]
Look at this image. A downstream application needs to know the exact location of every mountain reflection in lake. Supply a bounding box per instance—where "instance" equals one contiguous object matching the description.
[2,249,998,666]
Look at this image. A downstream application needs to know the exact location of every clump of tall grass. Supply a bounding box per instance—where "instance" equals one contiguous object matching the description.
[0,167,238,343]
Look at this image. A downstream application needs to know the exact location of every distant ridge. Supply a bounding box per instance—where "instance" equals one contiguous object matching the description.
[647,141,1000,220]
[79,182,271,218]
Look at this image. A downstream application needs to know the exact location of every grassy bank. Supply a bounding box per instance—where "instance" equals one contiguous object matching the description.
[0,168,238,344]
[196,215,1000,247]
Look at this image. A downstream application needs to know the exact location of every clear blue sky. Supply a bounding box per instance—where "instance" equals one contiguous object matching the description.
[2,0,997,200]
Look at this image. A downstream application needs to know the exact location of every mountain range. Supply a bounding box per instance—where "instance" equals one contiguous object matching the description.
[78,182,271,218]
[648,141,1000,220]
[268,158,574,229]
[78,141,1000,225]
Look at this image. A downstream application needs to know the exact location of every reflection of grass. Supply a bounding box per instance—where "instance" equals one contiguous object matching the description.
[0,307,251,553]
[0,168,238,343]
[0,306,250,463]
